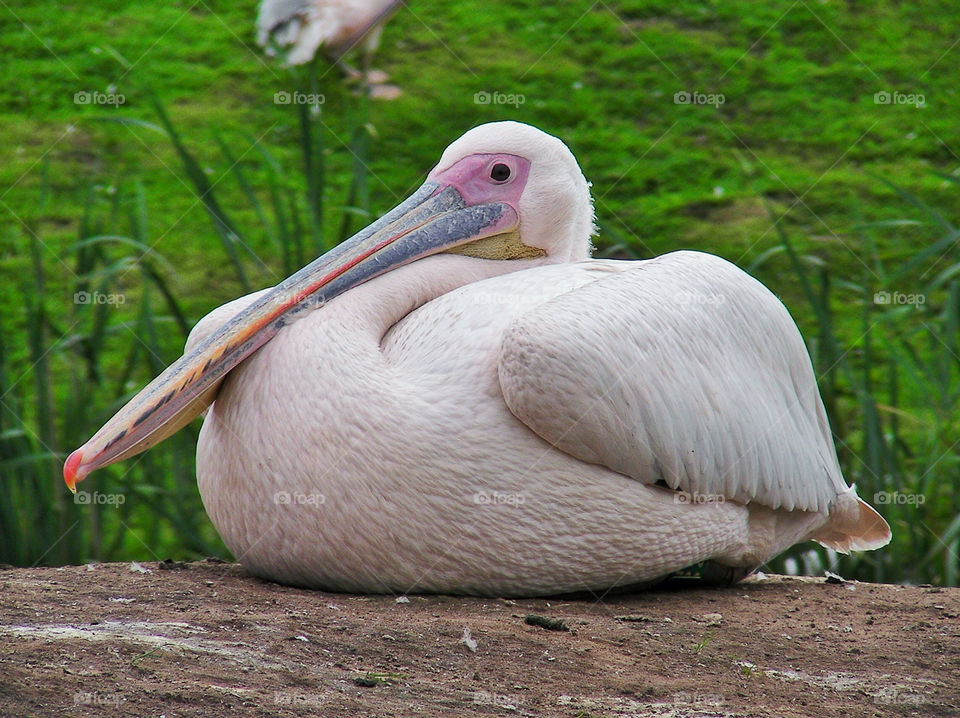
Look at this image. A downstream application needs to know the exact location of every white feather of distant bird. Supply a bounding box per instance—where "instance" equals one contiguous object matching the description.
[257,0,403,65]
[65,122,890,596]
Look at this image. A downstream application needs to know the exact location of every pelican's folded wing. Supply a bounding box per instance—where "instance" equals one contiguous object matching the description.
[498,250,845,514]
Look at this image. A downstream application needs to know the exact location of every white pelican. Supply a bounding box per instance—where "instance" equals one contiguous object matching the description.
[257,0,403,97]
[65,122,890,597]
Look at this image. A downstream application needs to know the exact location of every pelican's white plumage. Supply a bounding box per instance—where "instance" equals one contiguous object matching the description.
[69,122,889,596]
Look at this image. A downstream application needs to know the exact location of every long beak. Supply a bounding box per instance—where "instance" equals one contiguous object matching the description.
[64,182,519,490]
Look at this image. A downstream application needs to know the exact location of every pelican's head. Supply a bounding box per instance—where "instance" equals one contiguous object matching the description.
[430,121,595,262]
[64,122,596,487]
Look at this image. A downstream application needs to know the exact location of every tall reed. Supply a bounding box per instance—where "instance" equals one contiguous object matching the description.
[757,183,960,585]
[0,57,374,566]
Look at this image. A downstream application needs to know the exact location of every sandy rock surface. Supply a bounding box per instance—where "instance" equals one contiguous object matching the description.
[1,562,957,717]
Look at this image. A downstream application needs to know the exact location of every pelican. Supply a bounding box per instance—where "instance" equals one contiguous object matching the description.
[65,122,890,597]
[257,0,404,98]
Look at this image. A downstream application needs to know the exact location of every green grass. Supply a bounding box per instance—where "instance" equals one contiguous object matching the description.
[1,0,958,583]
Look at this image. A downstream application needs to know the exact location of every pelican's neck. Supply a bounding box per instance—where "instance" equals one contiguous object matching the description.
[347,253,552,338]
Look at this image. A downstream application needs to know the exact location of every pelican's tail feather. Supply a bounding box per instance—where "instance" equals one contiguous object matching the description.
[811,486,892,553]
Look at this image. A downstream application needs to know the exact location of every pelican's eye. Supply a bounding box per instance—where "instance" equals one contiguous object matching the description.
[490,163,511,183]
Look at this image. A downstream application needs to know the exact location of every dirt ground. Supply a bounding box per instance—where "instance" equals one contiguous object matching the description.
[0,562,956,718]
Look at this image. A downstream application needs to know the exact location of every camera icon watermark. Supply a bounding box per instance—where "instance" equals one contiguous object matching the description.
[474,90,525,107]
[674,90,725,107]
[74,91,125,107]
[874,90,925,108]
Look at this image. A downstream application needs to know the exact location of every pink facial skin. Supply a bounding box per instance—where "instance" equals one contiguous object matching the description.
[428,153,531,209]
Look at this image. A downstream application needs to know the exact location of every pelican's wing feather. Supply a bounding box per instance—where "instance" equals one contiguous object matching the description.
[498,250,845,513]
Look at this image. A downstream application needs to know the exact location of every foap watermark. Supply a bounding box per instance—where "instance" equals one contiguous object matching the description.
[73,692,121,708]
[674,90,725,107]
[674,492,725,506]
[674,290,726,306]
[874,90,925,108]
[473,293,516,306]
[874,686,927,706]
[75,290,125,306]
[474,90,525,107]
[74,90,125,107]
[272,287,327,314]
[274,490,326,506]
[74,490,126,507]
[674,691,723,706]
[873,290,925,306]
[273,691,324,707]
[473,490,526,507]
[874,491,925,506]
[274,90,325,107]
[472,691,523,709]
[471,290,554,307]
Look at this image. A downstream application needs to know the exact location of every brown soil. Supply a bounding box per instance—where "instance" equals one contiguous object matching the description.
[0,562,957,717]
